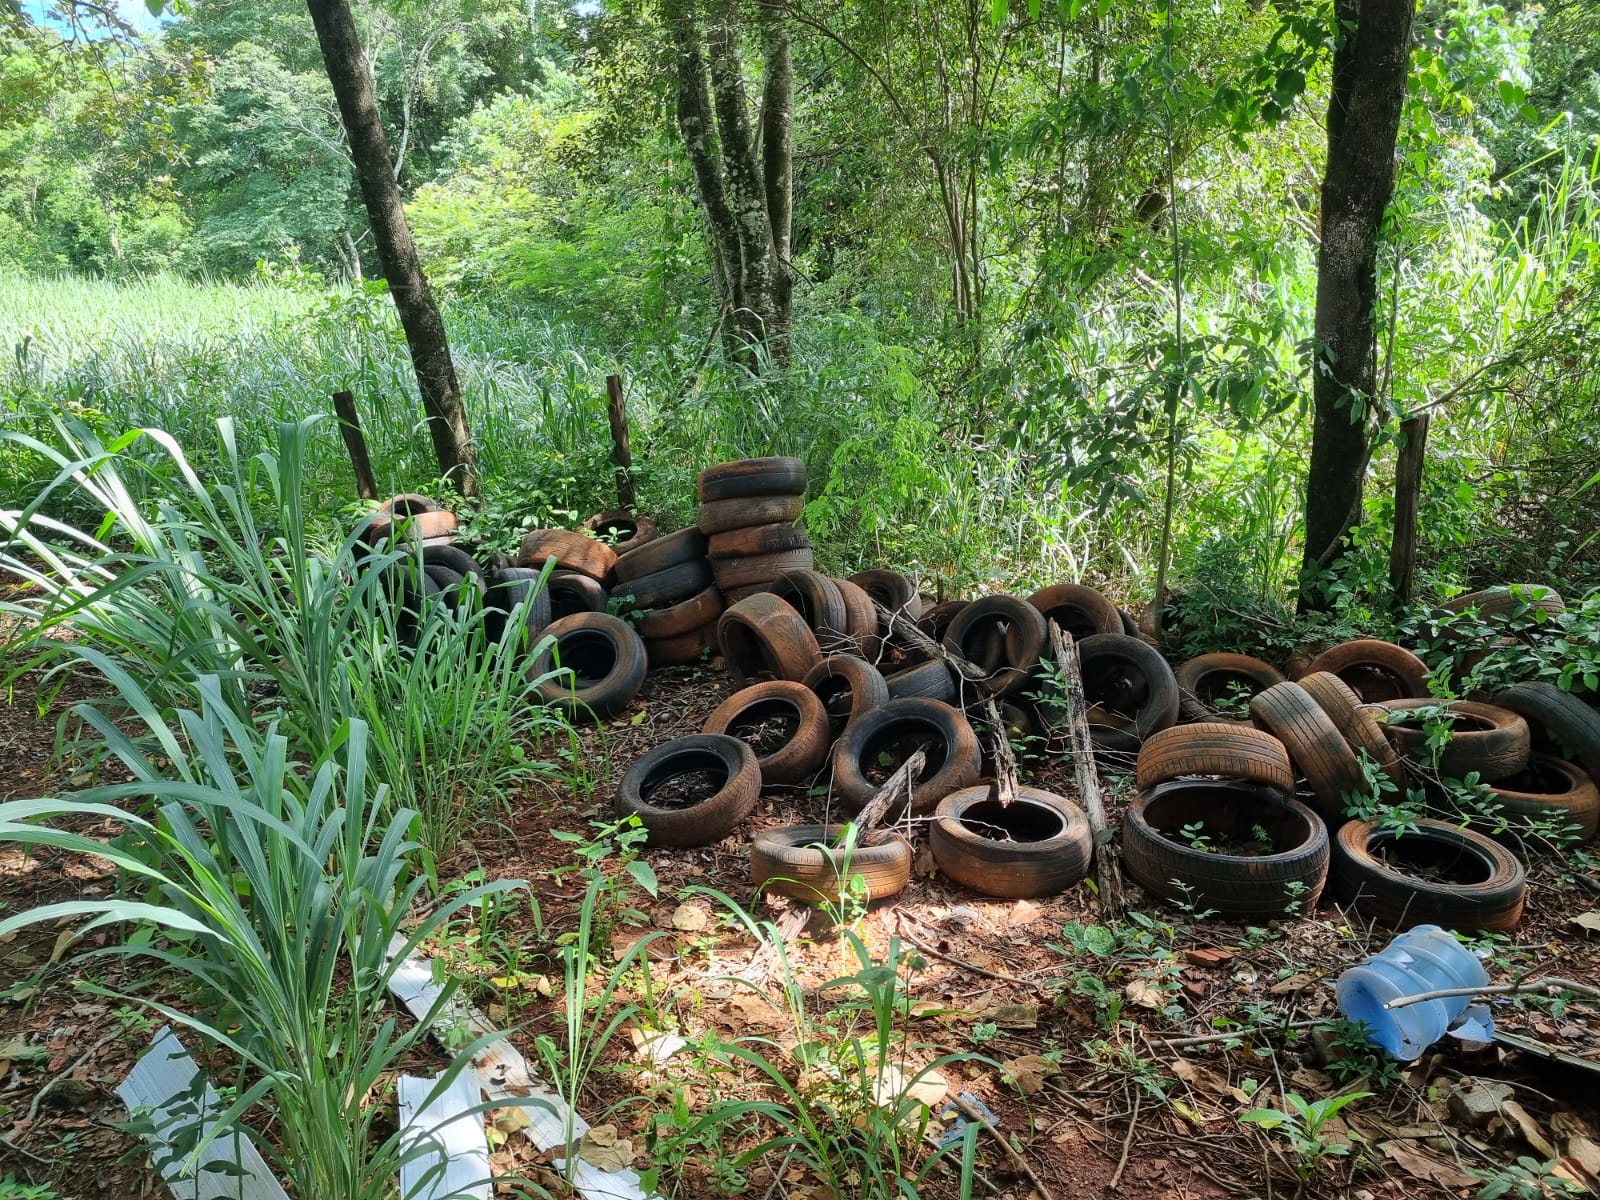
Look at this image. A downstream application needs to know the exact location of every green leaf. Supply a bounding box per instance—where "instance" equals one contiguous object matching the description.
[1083,925,1118,956]
[992,0,1009,25]
[625,859,658,899]
[1028,0,1041,17]
[1240,1108,1289,1129]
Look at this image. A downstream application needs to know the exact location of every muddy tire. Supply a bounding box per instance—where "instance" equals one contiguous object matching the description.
[517,529,617,582]
[364,508,459,546]
[848,569,921,623]
[707,523,813,560]
[698,495,806,535]
[1135,722,1295,792]
[1443,584,1566,620]
[547,571,609,619]
[918,599,970,644]
[1491,681,1600,789]
[612,527,707,584]
[1248,681,1366,822]
[703,680,831,786]
[1485,753,1599,841]
[584,510,658,554]
[635,586,725,640]
[697,456,807,502]
[1174,653,1285,723]
[831,577,881,660]
[750,825,911,904]
[717,593,822,684]
[883,659,959,705]
[803,655,891,733]
[765,570,850,651]
[1331,817,1526,932]
[931,786,1092,899]
[611,559,713,611]
[1302,640,1430,703]
[613,734,760,848]
[645,621,720,669]
[943,595,1048,698]
[1077,633,1181,752]
[711,549,817,591]
[1026,584,1121,641]
[484,566,553,646]
[1122,781,1330,921]
[1297,670,1406,789]
[830,697,981,815]
[534,611,647,720]
[1376,699,1530,783]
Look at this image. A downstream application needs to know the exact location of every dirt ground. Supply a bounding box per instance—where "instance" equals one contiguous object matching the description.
[3,657,1599,1200]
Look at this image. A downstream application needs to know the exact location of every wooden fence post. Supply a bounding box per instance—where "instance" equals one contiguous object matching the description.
[605,374,636,511]
[332,389,377,501]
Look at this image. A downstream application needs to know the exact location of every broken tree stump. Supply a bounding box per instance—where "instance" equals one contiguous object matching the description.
[980,695,1020,807]
[854,746,927,831]
[332,389,377,501]
[1048,620,1125,913]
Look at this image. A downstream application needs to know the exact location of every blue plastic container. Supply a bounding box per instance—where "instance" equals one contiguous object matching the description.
[1335,925,1489,1060]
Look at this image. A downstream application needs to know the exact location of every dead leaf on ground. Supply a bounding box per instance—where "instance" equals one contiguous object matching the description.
[1566,1134,1600,1186]
[1007,900,1042,927]
[577,1123,634,1172]
[985,1003,1038,1029]
[1570,911,1600,935]
[1002,1053,1057,1096]
[1290,1066,1334,1093]
[1171,1058,1232,1097]
[671,901,709,932]
[1268,972,1313,994]
[1501,1099,1559,1159]
[1379,1141,1478,1189]
[1124,979,1165,1010]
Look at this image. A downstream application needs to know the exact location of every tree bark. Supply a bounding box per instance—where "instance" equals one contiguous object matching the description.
[305,0,479,498]
[760,4,794,356]
[1299,0,1414,609]
[1387,412,1429,609]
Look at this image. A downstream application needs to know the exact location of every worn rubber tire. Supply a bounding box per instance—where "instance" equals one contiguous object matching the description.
[484,566,553,646]
[830,697,982,815]
[697,456,807,503]
[612,527,707,584]
[1249,681,1367,822]
[1122,781,1330,920]
[1026,584,1121,641]
[548,571,609,620]
[364,508,458,546]
[1492,681,1600,788]
[1174,653,1285,723]
[613,734,760,848]
[750,825,911,903]
[1118,609,1141,639]
[848,569,921,623]
[534,611,647,721]
[831,577,881,660]
[377,492,439,516]
[517,529,617,582]
[1297,670,1407,789]
[611,558,713,611]
[703,680,831,786]
[1302,640,1430,703]
[1377,699,1531,783]
[717,593,822,684]
[943,595,1048,698]
[707,522,812,560]
[645,621,719,669]
[803,655,891,732]
[1485,753,1599,841]
[918,599,970,644]
[584,510,658,554]
[1078,633,1181,752]
[884,658,959,704]
[1443,584,1566,620]
[931,786,1092,899]
[1331,817,1526,932]
[764,570,850,651]
[698,495,806,535]
[1135,722,1295,792]
[635,586,725,640]
[711,549,816,590]
[423,564,477,611]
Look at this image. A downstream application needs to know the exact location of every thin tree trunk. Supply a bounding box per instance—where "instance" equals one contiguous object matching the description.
[305,0,478,497]
[760,5,794,359]
[1388,412,1430,609]
[1299,0,1414,608]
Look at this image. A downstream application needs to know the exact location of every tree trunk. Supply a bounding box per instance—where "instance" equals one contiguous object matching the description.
[1387,412,1429,609]
[305,0,478,498]
[1299,0,1414,609]
[760,4,794,357]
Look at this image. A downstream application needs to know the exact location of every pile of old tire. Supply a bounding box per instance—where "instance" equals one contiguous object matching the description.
[1121,723,1329,920]
[611,528,723,669]
[516,526,620,627]
[361,493,459,548]
[699,457,812,603]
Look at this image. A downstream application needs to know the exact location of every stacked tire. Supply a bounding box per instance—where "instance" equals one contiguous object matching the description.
[611,528,723,669]
[699,457,812,602]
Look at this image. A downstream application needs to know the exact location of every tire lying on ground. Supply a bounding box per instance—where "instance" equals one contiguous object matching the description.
[612,527,708,584]
[697,456,807,502]
[750,824,912,904]
[517,529,617,583]
[1026,584,1121,641]
[803,655,891,733]
[1121,781,1330,921]
[610,558,713,611]
[930,786,1092,899]
[717,593,821,684]
[707,523,812,560]
[1248,681,1366,822]
[1302,639,1429,703]
[534,611,647,720]
[584,510,658,554]
[703,680,831,786]
[1331,817,1526,932]
[698,495,806,536]
[635,585,725,640]
[918,599,970,645]
[942,594,1047,698]
[483,565,553,646]
[1174,653,1285,723]
[1077,633,1181,752]
[1135,722,1295,793]
[1484,753,1599,842]
[547,571,609,620]
[645,622,719,669]
[1443,584,1565,620]
[364,507,459,547]
[1296,670,1406,789]
[1376,699,1530,783]
[613,734,760,848]
[830,697,981,815]
[1492,680,1600,789]
[883,658,959,705]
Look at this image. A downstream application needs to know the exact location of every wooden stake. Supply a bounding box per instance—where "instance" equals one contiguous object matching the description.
[1387,412,1430,609]
[854,747,926,831]
[605,374,636,511]
[1048,620,1125,914]
[332,389,377,501]
[981,695,1019,807]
